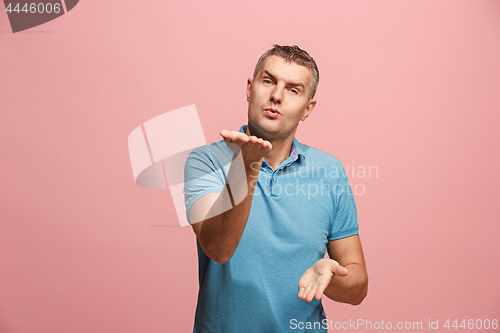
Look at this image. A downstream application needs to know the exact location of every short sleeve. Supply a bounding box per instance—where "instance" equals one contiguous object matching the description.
[328,163,359,240]
[182,144,231,224]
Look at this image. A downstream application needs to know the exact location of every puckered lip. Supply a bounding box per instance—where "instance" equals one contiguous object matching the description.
[264,107,281,115]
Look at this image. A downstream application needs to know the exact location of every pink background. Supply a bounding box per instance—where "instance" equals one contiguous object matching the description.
[1,1,499,332]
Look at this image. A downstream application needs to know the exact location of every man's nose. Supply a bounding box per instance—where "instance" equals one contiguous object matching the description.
[270,85,284,104]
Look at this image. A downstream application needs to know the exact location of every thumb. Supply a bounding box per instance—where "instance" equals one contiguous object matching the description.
[220,129,233,142]
[332,263,348,276]
[220,130,241,153]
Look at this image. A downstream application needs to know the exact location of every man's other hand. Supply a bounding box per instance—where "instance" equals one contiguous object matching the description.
[297,258,348,303]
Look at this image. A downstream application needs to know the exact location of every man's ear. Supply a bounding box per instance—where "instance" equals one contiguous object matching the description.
[246,78,253,102]
[301,99,317,121]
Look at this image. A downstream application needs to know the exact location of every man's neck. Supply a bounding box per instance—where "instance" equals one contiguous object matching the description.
[246,125,296,170]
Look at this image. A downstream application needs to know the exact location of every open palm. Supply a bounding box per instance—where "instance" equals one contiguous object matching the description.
[297,258,348,302]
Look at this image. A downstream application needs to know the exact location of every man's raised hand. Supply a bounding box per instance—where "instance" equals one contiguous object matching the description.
[220,130,272,163]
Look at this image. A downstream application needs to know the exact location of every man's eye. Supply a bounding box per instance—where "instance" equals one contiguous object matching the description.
[263,79,272,84]
[291,89,299,94]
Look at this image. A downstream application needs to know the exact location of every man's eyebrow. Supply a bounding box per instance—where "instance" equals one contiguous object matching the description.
[263,70,277,81]
[263,69,305,89]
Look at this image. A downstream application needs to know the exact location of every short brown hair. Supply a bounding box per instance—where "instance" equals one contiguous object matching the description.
[253,44,319,99]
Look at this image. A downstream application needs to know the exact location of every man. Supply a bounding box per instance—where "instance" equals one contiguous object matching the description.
[183,45,368,332]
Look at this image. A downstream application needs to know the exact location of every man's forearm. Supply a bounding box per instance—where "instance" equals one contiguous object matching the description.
[323,263,368,305]
[197,158,261,264]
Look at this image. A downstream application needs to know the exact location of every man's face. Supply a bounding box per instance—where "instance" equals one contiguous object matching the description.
[246,55,316,141]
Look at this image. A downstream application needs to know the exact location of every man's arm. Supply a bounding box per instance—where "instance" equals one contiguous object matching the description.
[297,235,368,305]
[189,130,271,264]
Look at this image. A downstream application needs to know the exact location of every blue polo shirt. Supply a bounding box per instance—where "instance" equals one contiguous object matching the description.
[183,125,359,333]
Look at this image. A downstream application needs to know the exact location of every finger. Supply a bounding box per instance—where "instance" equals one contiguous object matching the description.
[314,289,323,301]
[298,274,309,289]
[298,285,307,299]
[297,285,306,299]
[298,285,309,299]
[333,265,348,276]
[221,131,250,145]
[250,139,263,149]
[297,269,314,299]
[258,139,271,152]
[242,141,256,150]
[232,131,249,142]
[328,259,348,277]
[306,282,318,302]
[233,134,251,147]
[314,280,330,301]
[302,284,313,301]
[220,129,233,142]
[247,136,259,144]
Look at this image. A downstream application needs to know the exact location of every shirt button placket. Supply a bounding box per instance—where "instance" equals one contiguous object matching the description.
[270,171,278,196]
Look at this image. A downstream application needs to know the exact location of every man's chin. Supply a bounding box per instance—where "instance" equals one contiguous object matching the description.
[248,122,284,140]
